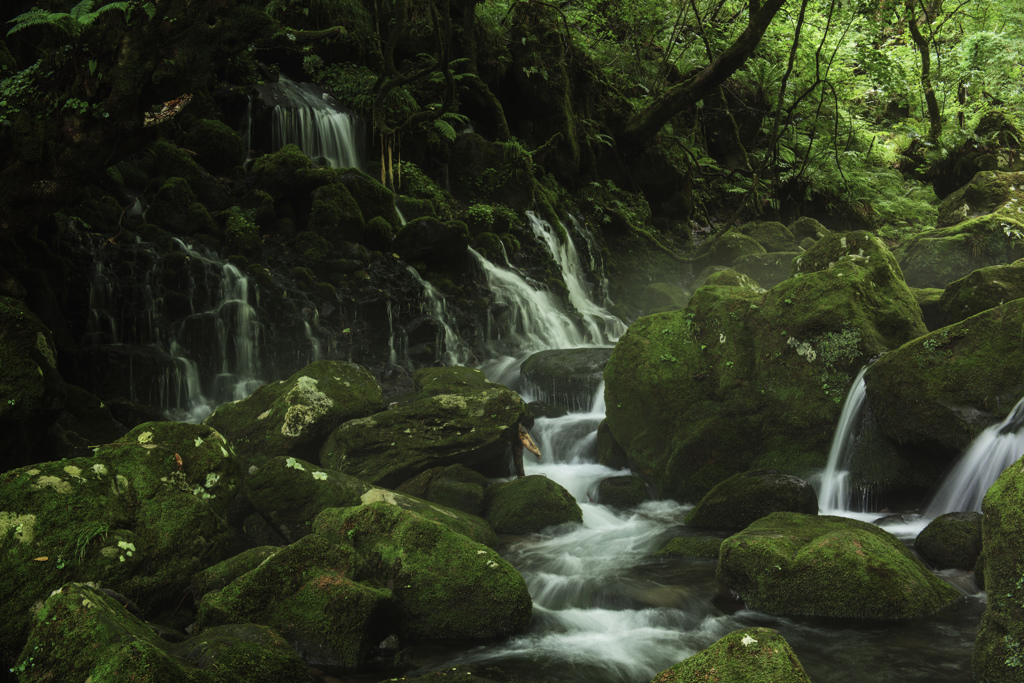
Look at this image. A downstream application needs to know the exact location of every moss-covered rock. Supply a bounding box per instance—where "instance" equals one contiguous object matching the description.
[396,464,492,517]
[654,536,722,559]
[308,181,365,241]
[605,232,926,502]
[640,282,691,315]
[205,360,382,468]
[596,419,629,470]
[652,627,811,683]
[596,475,649,508]
[251,144,330,198]
[895,171,1024,288]
[356,487,499,547]
[731,252,800,289]
[320,384,525,487]
[246,456,371,543]
[973,457,1024,681]
[915,511,983,570]
[14,583,310,682]
[143,138,230,210]
[911,286,945,331]
[449,134,535,211]
[693,228,766,267]
[148,177,219,237]
[198,533,390,667]
[717,512,961,619]
[739,221,798,252]
[393,216,470,272]
[789,216,831,242]
[938,259,1024,325]
[519,347,613,411]
[0,296,66,469]
[222,206,262,257]
[684,470,817,531]
[191,546,281,603]
[336,168,400,227]
[484,475,582,533]
[314,502,532,640]
[864,298,1024,461]
[183,119,247,176]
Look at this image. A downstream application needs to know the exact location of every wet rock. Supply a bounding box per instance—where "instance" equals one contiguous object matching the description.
[606,232,926,502]
[596,475,649,509]
[182,119,246,176]
[717,512,960,619]
[0,296,67,468]
[520,347,612,411]
[652,627,811,683]
[654,536,722,559]
[484,475,582,534]
[396,464,492,517]
[938,258,1024,325]
[354,487,498,547]
[596,419,629,470]
[393,217,471,273]
[731,252,800,289]
[685,469,817,531]
[205,360,382,468]
[915,511,983,571]
[315,502,532,640]
[13,583,310,682]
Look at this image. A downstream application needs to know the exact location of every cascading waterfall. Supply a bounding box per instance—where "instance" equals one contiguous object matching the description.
[405,266,470,367]
[269,75,363,169]
[925,395,1024,516]
[817,366,870,513]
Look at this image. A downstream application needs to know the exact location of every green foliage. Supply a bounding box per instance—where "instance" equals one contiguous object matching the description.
[7,0,130,40]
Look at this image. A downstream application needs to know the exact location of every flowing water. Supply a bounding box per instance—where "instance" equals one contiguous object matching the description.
[817,366,870,515]
[267,75,364,169]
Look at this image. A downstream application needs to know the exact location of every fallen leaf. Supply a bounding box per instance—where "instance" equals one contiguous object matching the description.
[34,557,48,562]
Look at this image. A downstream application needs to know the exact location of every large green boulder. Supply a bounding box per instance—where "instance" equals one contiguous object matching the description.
[974,458,1024,681]
[14,583,310,682]
[738,221,798,252]
[198,534,391,667]
[915,511,983,571]
[684,469,817,531]
[183,119,247,176]
[596,475,649,509]
[0,296,66,469]
[717,512,961,619]
[205,360,382,468]
[519,347,613,411]
[731,252,801,289]
[314,502,532,640]
[895,170,1024,288]
[605,232,926,502]
[651,627,811,683]
[393,217,470,272]
[484,475,583,533]
[148,177,219,237]
[396,464,492,517]
[320,384,525,487]
[864,298,1024,462]
[693,228,766,267]
[357,487,499,547]
[938,258,1024,325]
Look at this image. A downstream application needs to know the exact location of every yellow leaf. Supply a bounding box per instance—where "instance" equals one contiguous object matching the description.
[34,556,48,562]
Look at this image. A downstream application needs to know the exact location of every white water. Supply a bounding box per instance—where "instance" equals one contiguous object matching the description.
[925,395,1024,516]
[405,265,470,366]
[817,366,870,514]
[269,75,363,169]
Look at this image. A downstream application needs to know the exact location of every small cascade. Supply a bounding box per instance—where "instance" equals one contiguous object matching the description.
[405,266,469,366]
[268,75,363,169]
[926,395,1024,515]
[568,214,612,307]
[385,300,410,368]
[818,366,870,513]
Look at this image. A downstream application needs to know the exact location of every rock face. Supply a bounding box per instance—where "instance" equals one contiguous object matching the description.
[652,627,811,683]
[596,475,649,509]
[915,511,983,570]
[605,231,926,502]
[13,583,310,682]
[684,469,818,531]
[484,475,584,533]
[396,464,492,517]
[973,460,1024,682]
[520,347,613,411]
[716,512,960,620]
[320,383,525,487]
[895,170,1024,289]
[938,258,1024,325]
[205,360,382,468]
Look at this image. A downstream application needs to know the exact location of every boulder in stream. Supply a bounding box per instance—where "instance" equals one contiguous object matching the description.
[484,474,583,534]
[652,627,811,683]
[938,258,1024,325]
[915,511,983,571]
[684,469,818,531]
[520,347,613,411]
[717,512,961,620]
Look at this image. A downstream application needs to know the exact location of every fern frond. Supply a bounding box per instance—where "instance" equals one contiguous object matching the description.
[69,0,98,22]
[432,119,457,143]
[7,9,72,38]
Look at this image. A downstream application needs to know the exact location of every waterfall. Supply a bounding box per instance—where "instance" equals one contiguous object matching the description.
[405,266,469,366]
[925,395,1024,515]
[269,75,363,169]
[817,366,870,513]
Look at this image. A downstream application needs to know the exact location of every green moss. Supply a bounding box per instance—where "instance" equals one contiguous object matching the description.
[915,511,983,570]
[148,177,218,237]
[717,512,960,619]
[684,470,817,531]
[223,206,262,257]
[484,475,582,533]
[939,258,1024,324]
[654,536,722,559]
[652,627,811,683]
[183,119,246,176]
[309,181,364,240]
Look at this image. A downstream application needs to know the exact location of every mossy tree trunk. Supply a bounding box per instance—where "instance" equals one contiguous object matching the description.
[906,0,943,141]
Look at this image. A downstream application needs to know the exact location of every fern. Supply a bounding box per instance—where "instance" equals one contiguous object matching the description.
[7,0,129,40]
[432,119,457,143]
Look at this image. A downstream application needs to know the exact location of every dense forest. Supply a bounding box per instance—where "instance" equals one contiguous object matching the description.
[1,0,1024,681]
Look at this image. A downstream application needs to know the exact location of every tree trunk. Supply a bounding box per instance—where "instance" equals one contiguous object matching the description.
[616,0,788,151]
[906,0,942,140]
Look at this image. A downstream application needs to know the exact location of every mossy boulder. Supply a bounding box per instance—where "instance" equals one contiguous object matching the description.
[484,475,583,533]
[0,296,66,469]
[789,216,831,242]
[183,119,247,176]
[605,232,926,502]
[652,627,811,683]
[449,133,535,211]
[14,583,310,682]
[520,347,613,411]
[393,216,470,272]
[596,475,649,509]
[739,221,798,252]
[973,457,1024,681]
[640,282,691,315]
[911,286,945,331]
[47,384,125,460]
[596,419,629,469]
[192,546,281,601]
[251,144,331,197]
[148,177,219,237]
[731,252,800,289]
[356,487,499,547]
[308,181,365,240]
[336,168,400,227]
[222,206,262,257]
[895,171,1024,288]
[198,533,391,667]
[396,464,492,517]
[693,228,766,267]
[320,384,525,487]
[205,360,382,468]
[863,298,1024,462]
[654,536,722,559]
[412,365,495,397]
[143,138,229,210]
[915,511,983,570]
[717,512,961,619]
[245,456,371,543]
[684,470,817,531]
[314,502,532,640]
[938,259,1024,325]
